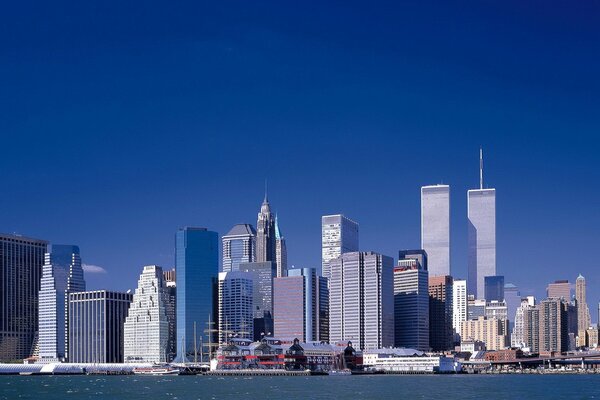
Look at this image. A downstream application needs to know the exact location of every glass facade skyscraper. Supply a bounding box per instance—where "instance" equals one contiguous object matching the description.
[321,214,359,280]
[421,185,450,277]
[218,271,253,343]
[222,224,256,273]
[38,245,85,362]
[239,261,276,340]
[0,234,48,362]
[175,227,218,361]
[484,275,505,302]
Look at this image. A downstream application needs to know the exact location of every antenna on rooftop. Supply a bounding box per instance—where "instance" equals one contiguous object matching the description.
[479,147,484,190]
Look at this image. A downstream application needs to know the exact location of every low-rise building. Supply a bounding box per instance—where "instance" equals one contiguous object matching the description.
[483,349,523,362]
[362,348,458,373]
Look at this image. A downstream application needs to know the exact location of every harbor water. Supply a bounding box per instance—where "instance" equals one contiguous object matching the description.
[2,374,600,399]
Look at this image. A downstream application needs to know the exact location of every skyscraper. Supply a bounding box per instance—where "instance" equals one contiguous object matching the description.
[452,279,468,337]
[38,245,86,362]
[69,290,132,363]
[273,268,328,342]
[576,274,591,347]
[394,255,429,351]
[484,276,504,302]
[124,265,170,363]
[222,224,256,273]
[239,261,276,340]
[428,275,454,351]
[0,234,48,362]
[512,296,535,348]
[256,194,276,263]
[321,214,359,280]
[547,280,571,300]
[467,149,496,299]
[329,251,393,350]
[538,298,569,354]
[163,269,177,362]
[175,227,218,361]
[460,316,508,351]
[421,185,450,277]
[218,271,253,343]
[274,214,288,278]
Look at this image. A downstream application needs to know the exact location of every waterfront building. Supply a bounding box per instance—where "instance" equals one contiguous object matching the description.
[273,268,328,342]
[0,234,48,362]
[460,316,508,351]
[38,245,85,362]
[523,305,540,353]
[274,214,287,278]
[394,256,429,351]
[329,252,394,350]
[460,340,486,353]
[163,269,176,362]
[586,327,599,349]
[239,261,276,340]
[484,276,504,302]
[576,274,591,347]
[256,194,276,263]
[538,298,569,354]
[467,297,486,320]
[124,265,170,363]
[222,224,256,273]
[429,275,453,351]
[175,227,218,361]
[421,185,450,277]
[68,290,132,363]
[218,271,253,343]
[452,279,467,337]
[362,348,458,373]
[321,214,359,280]
[467,149,496,299]
[546,280,571,300]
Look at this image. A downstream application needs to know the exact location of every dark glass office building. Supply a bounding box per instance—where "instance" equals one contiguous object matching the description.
[68,290,132,363]
[0,234,48,362]
[175,227,218,361]
[239,261,277,341]
[484,275,505,302]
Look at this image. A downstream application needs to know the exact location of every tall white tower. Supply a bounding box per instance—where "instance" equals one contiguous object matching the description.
[421,185,450,277]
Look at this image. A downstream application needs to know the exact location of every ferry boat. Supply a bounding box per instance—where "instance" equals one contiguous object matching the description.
[132,367,180,376]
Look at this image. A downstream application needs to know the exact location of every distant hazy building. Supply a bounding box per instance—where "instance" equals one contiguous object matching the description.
[329,252,393,350]
[38,245,86,362]
[321,214,359,280]
[428,275,453,351]
[421,185,450,277]
[393,256,429,351]
[222,224,256,273]
[538,298,569,354]
[163,269,176,362]
[504,283,521,331]
[0,234,48,362]
[239,261,276,340]
[547,280,571,300]
[124,265,170,363]
[274,215,288,278]
[484,276,504,302]
[467,149,496,298]
[175,227,218,362]
[68,290,132,363]
[452,279,468,337]
[256,195,276,264]
[576,274,591,347]
[218,271,253,343]
[461,316,508,351]
[273,268,328,342]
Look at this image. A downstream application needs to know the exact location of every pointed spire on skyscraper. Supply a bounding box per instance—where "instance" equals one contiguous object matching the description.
[264,179,268,204]
[274,212,282,240]
[480,146,484,190]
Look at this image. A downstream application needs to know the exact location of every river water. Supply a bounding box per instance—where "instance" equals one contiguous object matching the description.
[2,374,600,399]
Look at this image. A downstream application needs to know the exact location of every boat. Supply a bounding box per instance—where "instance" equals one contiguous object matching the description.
[329,369,352,376]
[132,367,180,376]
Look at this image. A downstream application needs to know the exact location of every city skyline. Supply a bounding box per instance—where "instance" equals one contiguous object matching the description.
[2,2,599,311]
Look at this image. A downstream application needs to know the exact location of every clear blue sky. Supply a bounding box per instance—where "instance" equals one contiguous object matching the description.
[1,1,599,309]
